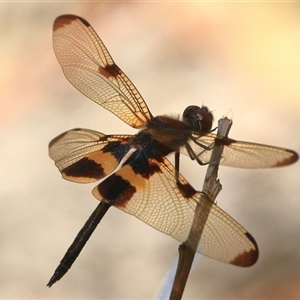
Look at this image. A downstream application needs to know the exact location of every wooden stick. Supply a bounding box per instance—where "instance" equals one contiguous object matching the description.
[169,117,233,300]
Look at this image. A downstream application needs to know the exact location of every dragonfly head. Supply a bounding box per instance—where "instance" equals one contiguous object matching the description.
[182,105,213,133]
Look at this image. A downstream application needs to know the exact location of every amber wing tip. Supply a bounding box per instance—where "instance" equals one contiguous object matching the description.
[287,149,298,164]
[231,232,259,267]
[275,149,299,167]
[231,248,259,267]
[53,15,90,31]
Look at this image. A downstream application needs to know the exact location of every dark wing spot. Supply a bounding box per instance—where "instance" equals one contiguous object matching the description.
[132,158,161,179]
[102,142,131,163]
[177,181,197,198]
[53,15,90,31]
[275,149,299,167]
[75,15,90,27]
[214,136,237,147]
[63,157,105,180]
[98,64,121,79]
[124,150,162,179]
[96,174,136,207]
[230,232,259,267]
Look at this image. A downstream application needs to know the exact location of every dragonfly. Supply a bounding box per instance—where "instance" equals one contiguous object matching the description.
[48,14,298,287]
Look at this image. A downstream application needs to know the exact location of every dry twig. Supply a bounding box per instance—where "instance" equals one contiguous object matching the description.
[169,117,233,300]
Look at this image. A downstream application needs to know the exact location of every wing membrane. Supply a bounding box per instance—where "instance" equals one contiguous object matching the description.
[53,15,152,128]
[49,128,132,183]
[182,133,298,168]
[93,154,258,266]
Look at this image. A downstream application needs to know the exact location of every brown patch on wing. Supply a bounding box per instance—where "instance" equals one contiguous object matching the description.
[88,151,120,175]
[230,232,259,267]
[62,151,119,183]
[117,165,147,191]
[177,181,197,198]
[98,64,121,79]
[93,155,162,207]
[53,15,75,31]
[93,170,137,208]
[53,15,89,31]
[274,149,299,167]
[62,157,105,183]
[214,136,236,147]
[131,158,161,179]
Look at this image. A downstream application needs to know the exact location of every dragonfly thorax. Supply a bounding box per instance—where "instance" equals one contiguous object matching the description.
[146,116,191,151]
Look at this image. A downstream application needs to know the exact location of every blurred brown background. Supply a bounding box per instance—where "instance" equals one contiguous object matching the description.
[1,2,299,299]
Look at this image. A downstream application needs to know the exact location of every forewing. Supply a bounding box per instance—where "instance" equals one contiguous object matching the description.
[182,133,298,168]
[93,154,258,266]
[53,15,152,128]
[49,128,132,183]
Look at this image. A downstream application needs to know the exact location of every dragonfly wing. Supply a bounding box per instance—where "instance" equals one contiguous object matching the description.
[53,15,152,128]
[93,153,258,266]
[49,128,132,183]
[181,133,298,168]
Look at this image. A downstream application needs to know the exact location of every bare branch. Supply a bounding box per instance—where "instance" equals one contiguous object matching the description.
[169,117,233,300]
